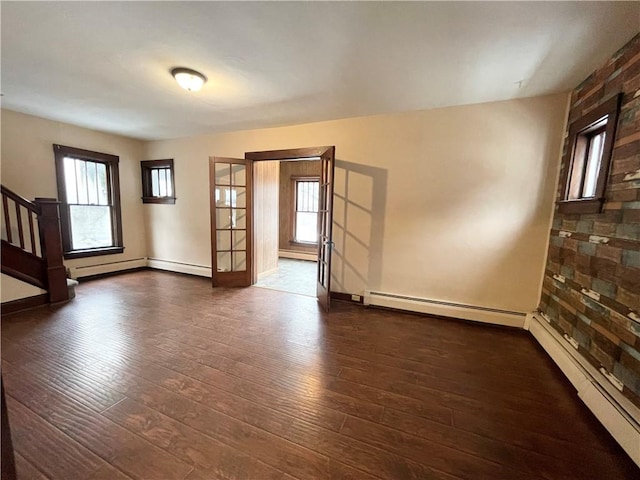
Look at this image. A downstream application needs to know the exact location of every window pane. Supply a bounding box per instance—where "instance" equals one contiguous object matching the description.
[76,160,88,204]
[97,163,108,205]
[582,132,606,198]
[296,181,319,213]
[87,162,98,205]
[63,157,78,204]
[165,169,173,197]
[161,168,169,197]
[296,212,318,243]
[151,169,159,197]
[69,205,113,249]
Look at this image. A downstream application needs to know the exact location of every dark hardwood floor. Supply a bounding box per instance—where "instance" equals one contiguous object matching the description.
[1,270,637,479]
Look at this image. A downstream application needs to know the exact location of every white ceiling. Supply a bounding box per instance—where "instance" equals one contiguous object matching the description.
[2,2,639,141]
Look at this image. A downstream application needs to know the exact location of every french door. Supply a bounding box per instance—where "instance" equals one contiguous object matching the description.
[212,147,335,310]
[209,157,252,287]
[316,147,335,311]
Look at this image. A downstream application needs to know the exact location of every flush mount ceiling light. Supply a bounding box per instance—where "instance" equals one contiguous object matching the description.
[171,67,207,92]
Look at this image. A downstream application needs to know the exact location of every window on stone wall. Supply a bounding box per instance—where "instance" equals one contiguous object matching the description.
[558,93,622,214]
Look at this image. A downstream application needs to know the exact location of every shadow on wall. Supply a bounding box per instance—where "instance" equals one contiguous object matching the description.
[331,159,388,294]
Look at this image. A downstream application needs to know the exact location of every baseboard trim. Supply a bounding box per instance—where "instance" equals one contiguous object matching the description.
[530,314,640,467]
[364,290,526,328]
[258,267,279,280]
[147,258,212,278]
[69,258,148,279]
[278,250,317,261]
[1,293,49,316]
[330,291,364,304]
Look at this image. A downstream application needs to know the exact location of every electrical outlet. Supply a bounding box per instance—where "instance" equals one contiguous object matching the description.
[351,294,361,302]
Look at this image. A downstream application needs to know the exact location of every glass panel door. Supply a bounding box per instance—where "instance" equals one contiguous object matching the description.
[210,157,252,287]
[316,147,335,311]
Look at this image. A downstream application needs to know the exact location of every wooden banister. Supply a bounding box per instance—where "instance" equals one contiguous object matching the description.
[0,185,40,215]
[1,185,69,304]
[34,198,69,303]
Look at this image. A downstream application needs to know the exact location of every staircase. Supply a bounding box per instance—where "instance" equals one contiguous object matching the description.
[1,185,69,304]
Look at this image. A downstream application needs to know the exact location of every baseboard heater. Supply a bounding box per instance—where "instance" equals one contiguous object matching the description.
[69,258,147,279]
[530,314,640,467]
[364,290,527,328]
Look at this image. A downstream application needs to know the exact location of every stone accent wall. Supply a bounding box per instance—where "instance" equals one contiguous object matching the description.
[540,34,640,407]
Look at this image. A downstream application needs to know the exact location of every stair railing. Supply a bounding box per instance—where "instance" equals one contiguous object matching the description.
[1,185,69,303]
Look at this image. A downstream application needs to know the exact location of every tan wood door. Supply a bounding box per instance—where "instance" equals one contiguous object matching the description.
[316,147,335,311]
[209,157,252,287]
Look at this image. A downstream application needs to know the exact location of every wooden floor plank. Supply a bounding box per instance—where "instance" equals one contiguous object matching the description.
[1,269,637,479]
[3,361,192,480]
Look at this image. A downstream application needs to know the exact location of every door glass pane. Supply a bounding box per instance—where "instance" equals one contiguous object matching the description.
[216,208,231,229]
[232,230,246,250]
[232,187,246,208]
[215,163,231,186]
[232,164,246,186]
[233,251,246,271]
[69,205,113,250]
[217,231,231,251]
[216,187,236,207]
[217,252,231,272]
[231,209,246,229]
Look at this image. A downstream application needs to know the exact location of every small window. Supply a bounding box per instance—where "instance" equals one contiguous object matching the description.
[293,178,319,244]
[53,144,124,259]
[141,159,176,204]
[558,94,621,214]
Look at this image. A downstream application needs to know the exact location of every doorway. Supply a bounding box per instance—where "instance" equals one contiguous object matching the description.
[209,146,335,310]
[254,159,321,297]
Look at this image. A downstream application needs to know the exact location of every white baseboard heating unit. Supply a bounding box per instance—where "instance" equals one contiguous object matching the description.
[530,314,640,467]
[363,290,526,328]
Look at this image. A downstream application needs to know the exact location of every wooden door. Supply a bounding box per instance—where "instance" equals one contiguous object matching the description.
[316,147,335,310]
[209,157,252,287]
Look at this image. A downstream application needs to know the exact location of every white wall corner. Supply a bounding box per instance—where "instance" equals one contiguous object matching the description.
[529,314,640,467]
[523,312,535,330]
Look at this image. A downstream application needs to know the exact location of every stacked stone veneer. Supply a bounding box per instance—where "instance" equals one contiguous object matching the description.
[540,34,640,408]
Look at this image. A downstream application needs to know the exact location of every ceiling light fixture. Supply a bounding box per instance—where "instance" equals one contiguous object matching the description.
[171,67,207,92]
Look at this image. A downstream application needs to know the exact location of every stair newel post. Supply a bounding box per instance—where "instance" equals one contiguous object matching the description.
[34,198,69,303]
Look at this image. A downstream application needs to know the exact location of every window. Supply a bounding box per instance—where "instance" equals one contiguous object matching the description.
[141,159,176,204]
[293,178,319,243]
[558,94,621,214]
[53,144,124,258]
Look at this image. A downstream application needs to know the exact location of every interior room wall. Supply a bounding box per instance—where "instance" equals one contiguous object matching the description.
[539,34,640,407]
[144,93,567,313]
[1,109,147,302]
[279,160,321,256]
[254,160,280,276]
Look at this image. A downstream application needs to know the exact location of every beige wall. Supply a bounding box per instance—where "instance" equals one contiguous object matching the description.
[1,109,147,301]
[144,93,568,312]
